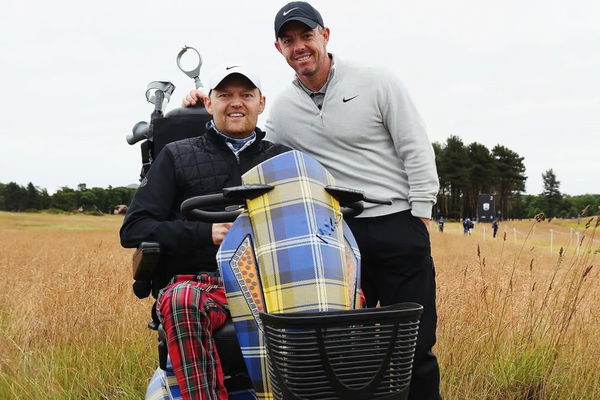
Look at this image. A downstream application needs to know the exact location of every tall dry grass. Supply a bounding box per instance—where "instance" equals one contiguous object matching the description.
[434,217,600,399]
[0,212,155,399]
[0,211,598,399]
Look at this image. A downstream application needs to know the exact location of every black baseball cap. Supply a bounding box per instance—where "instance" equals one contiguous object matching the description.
[274,1,324,38]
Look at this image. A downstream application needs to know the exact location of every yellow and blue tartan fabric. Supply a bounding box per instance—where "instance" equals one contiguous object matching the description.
[145,362,257,400]
[145,366,181,400]
[217,150,361,400]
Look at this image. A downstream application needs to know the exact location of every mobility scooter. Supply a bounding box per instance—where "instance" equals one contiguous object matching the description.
[126,47,423,400]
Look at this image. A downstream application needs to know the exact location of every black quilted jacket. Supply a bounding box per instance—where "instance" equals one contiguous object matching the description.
[120,125,290,290]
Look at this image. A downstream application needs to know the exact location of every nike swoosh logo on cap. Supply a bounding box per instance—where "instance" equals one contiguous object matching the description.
[226,65,240,70]
[283,7,299,16]
[343,95,358,103]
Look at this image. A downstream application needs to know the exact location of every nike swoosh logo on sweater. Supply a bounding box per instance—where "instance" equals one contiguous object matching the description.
[283,7,299,16]
[226,65,240,70]
[343,95,358,103]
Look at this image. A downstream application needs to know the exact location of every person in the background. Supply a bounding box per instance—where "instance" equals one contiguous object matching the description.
[438,216,445,233]
[463,217,473,235]
[492,217,500,238]
[121,65,289,400]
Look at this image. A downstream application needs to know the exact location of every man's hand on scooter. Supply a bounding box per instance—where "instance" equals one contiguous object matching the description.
[182,89,206,107]
[212,222,233,245]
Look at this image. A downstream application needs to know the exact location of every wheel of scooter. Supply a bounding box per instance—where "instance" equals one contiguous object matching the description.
[260,302,423,400]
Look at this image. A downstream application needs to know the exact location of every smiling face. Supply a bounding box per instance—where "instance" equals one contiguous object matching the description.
[204,74,266,138]
[275,20,331,89]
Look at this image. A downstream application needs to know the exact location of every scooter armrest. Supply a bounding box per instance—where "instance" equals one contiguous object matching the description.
[132,241,161,280]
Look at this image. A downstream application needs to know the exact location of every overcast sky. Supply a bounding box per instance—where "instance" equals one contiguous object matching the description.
[1,0,598,195]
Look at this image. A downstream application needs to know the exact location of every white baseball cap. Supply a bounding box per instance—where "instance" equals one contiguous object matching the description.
[207,63,262,92]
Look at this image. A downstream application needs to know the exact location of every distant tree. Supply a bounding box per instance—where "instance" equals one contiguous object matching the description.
[39,188,51,209]
[515,194,544,218]
[509,193,525,219]
[51,187,77,211]
[0,182,5,210]
[564,194,600,218]
[492,145,527,219]
[90,187,109,213]
[79,191,97,210]
[438,135,469,219]
[465,142,496,218]
[110,186,137,207]
[432,142,446,219]
[0,182,137,213]
[432,137,527,220]
[3,182,26,211]
[24,182,42,210]
[541,169,563,218]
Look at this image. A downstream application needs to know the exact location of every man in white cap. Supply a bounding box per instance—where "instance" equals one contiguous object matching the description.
[121,65,289,400]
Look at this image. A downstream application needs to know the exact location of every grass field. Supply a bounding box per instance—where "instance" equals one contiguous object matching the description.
[0,211,598,399]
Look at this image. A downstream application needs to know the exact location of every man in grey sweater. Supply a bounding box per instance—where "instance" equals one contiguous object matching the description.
[269,2,441,399]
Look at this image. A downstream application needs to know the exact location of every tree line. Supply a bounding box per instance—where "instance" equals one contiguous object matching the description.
[516,170,599,220]
[0,182,136,214]
[433,136,599,220]
[2,135,598,218]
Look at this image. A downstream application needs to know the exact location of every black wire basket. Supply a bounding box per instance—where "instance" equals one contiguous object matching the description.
[260,302,423,400]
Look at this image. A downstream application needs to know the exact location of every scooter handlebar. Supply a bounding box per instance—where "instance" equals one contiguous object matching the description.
[180,194,242,223]
[180,184,387,223]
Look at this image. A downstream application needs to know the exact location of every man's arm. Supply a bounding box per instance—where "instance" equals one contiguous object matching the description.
[182,89,206,107]
[119,148,215,253]
[380,73,439,220]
